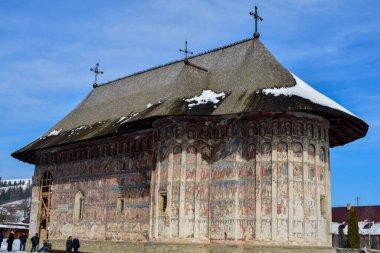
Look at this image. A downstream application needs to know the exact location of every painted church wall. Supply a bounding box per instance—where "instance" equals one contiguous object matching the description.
[33,134,153,242]
[151,113,331,245]
[32,112,331,246]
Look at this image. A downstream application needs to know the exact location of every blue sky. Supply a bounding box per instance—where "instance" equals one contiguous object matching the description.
[0,0,379,207]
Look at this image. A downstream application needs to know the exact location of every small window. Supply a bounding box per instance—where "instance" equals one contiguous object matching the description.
[73,191,84,222]
[117,198,125,214]
[159,192,167,213]
[320,195,325,216]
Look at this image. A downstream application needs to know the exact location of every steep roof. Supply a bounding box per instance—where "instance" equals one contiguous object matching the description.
[12,38,368,164]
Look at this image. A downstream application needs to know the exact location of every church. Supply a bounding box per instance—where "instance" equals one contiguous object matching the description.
[12,10,368,253]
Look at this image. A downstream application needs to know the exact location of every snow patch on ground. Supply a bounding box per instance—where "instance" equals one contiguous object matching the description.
[185,90,226,109]
[0,239,28,252]
[47,129,62,136]
[260,73,355,116]
[0,198,31,222]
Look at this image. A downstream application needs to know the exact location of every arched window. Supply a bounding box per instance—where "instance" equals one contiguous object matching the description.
[73,191,84,222]
[40,171,52,193]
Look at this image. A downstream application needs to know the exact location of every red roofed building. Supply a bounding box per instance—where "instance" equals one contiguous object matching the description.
[332,206,380,249]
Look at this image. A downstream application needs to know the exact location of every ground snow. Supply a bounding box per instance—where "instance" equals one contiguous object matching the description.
[261,73,355,116]
[0,239,27,252]
[185,90,226,108]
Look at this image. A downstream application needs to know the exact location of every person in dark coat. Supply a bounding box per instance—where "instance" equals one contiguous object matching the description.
[38,240,48,253]
[31,233,40,252]
[19,233,27,251]
[66,236,73,253]
[72,237,80,253]
[6,231,14,252]
[0,230,3,249]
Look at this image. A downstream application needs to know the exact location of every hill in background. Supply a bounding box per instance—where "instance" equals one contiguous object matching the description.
[0,178,32,223]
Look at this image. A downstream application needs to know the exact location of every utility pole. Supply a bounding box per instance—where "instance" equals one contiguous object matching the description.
[368,213,372,249]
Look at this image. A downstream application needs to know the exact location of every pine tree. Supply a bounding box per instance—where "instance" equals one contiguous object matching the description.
[347,207,360,249]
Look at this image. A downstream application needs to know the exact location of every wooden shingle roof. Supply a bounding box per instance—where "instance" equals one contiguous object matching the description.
[12,38,368,164]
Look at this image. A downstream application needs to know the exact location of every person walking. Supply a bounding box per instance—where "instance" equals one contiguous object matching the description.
[72,237,80,253]
[19,233,27,251]
[6,231,14,252]
[66,236,73,253]
[31,233,40,252]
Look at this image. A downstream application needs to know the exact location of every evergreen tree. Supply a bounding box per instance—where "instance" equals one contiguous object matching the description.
[347,207,360,249]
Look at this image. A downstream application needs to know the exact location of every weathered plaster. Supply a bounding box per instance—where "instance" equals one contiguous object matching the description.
[31,112,331,248]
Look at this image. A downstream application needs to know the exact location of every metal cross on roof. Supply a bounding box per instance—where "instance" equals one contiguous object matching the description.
[179,40,193,63]
[250,6,263,38]
[90,63,104,88]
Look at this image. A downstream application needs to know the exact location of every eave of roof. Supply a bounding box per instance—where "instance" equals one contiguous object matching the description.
[12,38,368,164]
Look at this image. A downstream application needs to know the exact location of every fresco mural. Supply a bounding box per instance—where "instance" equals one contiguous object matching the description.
[32,114,330,244]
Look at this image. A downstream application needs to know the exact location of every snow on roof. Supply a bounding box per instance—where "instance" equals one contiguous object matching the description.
[331,221,380,235]
[261,73,355,116]
[47,129,62,136]
[68,125,90,137]
[184,90,226,109]
[0,224,28,230]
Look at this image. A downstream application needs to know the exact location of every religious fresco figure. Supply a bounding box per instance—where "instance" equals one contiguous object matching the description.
[247,122,257,137]
[278,162,288,177]
[262,142,272,159]
[277,142,288,160]
[319,147,326,163]
[175,125,184,140]
[284,121,292,136]
[166,126,173,140]
[260,122,267,136]
[188,125,197,139]
[307,124,313,138]
[272,121,279,135]
[296,123,303,136]
[159,128,166,142]
[308,144,315,161]
[293,142,303,160]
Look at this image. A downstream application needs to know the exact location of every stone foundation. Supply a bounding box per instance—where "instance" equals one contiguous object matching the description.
[50,239,336,253]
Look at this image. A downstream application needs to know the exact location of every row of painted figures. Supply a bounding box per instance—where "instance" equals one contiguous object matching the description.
[157,120,328,142]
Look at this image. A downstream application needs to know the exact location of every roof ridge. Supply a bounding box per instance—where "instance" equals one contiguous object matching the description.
[96,37,254,88]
